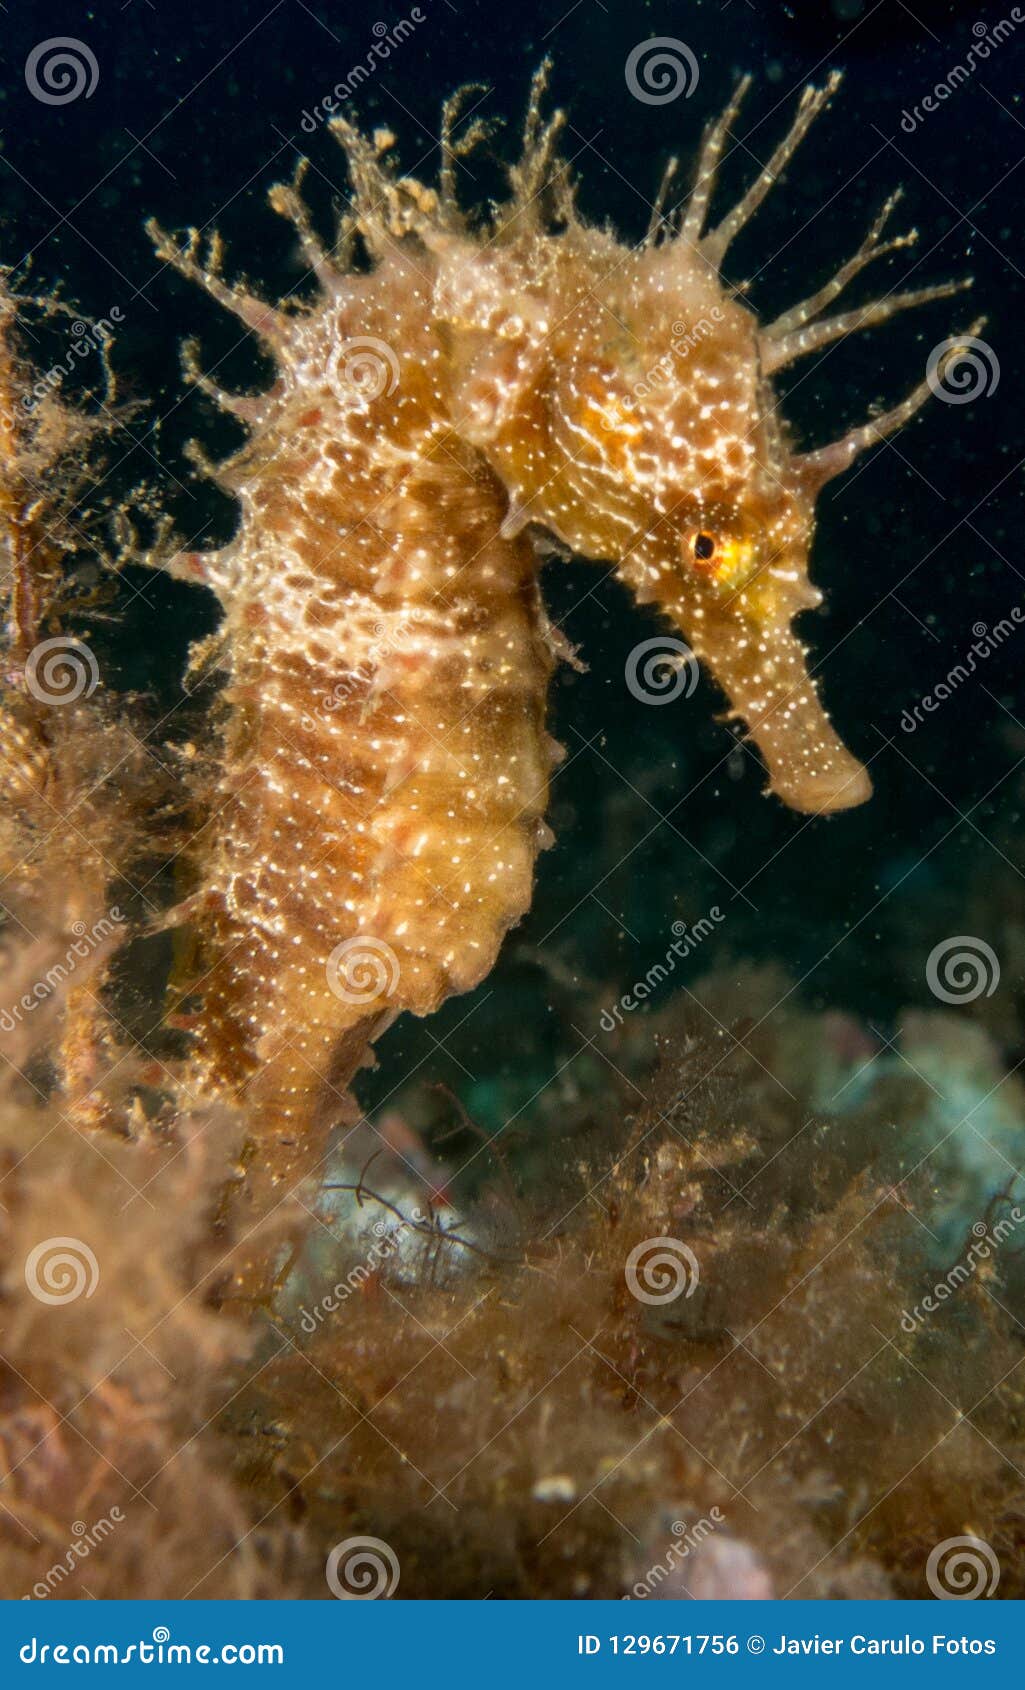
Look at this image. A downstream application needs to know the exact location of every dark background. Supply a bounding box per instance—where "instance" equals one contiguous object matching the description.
[2,0,1022,1138]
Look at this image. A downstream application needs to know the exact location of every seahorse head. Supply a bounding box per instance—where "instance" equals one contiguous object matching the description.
[433,70,968,816]
[438,232,868,815]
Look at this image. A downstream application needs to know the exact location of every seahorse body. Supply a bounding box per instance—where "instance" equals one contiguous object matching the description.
[149,67,970,1278]
[154,237,557,1239]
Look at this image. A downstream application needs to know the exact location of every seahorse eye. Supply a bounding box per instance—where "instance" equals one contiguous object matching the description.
[693,532,716,563]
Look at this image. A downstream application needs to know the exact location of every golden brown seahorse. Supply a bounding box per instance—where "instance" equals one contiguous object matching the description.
[147,66,971,1286]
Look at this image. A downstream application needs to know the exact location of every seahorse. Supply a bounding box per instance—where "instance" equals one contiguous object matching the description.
[147,67,970,1288]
